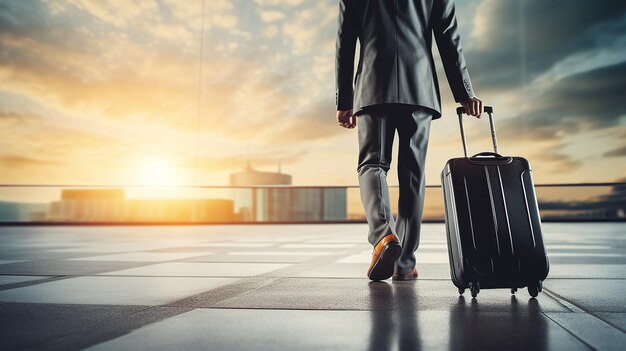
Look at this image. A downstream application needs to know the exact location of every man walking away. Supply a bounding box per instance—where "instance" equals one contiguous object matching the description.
[335,0,483,281]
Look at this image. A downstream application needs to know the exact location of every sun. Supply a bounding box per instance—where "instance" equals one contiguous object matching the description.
[126,157,192,199]
[137,158,179,186]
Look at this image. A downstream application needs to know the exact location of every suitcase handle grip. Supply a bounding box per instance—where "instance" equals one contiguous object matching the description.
[457,105,498,158]
[456,106,493,115]
[469,151,513,165]
[471,151,503,158]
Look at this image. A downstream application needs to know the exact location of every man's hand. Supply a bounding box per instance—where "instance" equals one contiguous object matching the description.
[337,109,356,129]
[460,96,483,118]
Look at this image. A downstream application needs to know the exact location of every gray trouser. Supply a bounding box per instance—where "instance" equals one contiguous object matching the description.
[356,104,433,274]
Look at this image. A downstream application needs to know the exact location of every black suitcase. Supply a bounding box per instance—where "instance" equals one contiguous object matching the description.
[441,106,549,298]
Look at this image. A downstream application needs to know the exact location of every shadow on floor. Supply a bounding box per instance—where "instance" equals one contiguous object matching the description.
[366,281,566,350]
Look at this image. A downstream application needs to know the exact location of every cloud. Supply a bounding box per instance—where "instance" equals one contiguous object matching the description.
[211,14,238,29]
[55,0,158,27]
[0,0,625,185]
[281,1,336,55]
[467,0,626,89]
[0,155,60,169]
[539,182,626,214]
[0,107,135,165]
[260,10,285,22]
[604,146,626,157]
[0,1,203,125]
[0,14,280,139]
[263,25,279,38]
[192,149,308,174]
[254,0,305,7]
[498,61,626,141]
[528,147,581,173]
[270,100,344,144]
[0,109,39,125]
[0,0,338,143]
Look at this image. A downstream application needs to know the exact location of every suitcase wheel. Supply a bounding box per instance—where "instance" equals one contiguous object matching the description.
[458,287,465,295]
[528,283,540,298]
[510,288,517,294]
[469,282,480,298]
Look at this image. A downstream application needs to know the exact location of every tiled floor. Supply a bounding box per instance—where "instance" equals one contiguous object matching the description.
[0,223,625,350]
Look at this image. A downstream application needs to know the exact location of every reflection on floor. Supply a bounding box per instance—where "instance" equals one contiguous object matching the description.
[0,223,624,350]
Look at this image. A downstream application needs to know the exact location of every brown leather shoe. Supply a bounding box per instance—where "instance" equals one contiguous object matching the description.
[392,267,418,281]
[367,234,401,281]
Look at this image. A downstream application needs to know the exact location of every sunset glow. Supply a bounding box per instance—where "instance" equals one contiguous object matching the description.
[136,159,178,186]
[0,0,624,187]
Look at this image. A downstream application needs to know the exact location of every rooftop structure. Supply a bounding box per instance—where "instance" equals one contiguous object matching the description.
[229,163,292,186]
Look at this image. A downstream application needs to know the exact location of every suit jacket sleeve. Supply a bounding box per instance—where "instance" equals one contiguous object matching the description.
[335,0,359,111]
[432,0,474,102]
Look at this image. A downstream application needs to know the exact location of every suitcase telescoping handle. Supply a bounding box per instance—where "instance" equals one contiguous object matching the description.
[456,106,498,158]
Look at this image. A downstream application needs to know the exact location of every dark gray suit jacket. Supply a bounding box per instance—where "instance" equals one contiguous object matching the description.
[335,0,475,118]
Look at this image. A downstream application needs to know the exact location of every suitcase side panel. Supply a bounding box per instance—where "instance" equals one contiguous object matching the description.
[519,166,550,281]
[443,160,495,287]
[496,158,549,282]
[441,166,469,288]
[455,162,502,284]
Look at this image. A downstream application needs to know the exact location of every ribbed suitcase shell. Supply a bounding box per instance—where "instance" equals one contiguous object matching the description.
[441,155,549,292]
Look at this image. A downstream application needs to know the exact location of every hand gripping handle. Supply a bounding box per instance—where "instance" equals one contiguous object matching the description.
[456,105,498,158]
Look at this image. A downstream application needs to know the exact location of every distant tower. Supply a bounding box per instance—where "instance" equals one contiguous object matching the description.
[229,163,292,186]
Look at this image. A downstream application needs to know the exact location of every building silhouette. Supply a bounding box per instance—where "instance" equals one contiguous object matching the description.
[230,162,292,186]
[48,189,234,222]
[229,163,347,222]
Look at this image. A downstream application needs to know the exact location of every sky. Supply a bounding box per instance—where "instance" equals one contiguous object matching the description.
[0,0,625,187]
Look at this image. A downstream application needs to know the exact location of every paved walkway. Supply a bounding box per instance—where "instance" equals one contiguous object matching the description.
[0,223,624,350]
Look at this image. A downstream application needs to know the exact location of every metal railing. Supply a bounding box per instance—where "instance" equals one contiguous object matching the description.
[0,182,624,224]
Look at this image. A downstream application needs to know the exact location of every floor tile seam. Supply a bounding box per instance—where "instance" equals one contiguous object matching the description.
[0,275,75,291]
[162,306,580,314]
[203,239,352,247]
[34,306,197,351]
[178,261,312,264]
[544,277,626,283]
[151,246,351,254]
[85,274,284,278]
[0,302,154,309]
[23,265,619,274]
[72,243,288,252]
[254,245,372,277]
[589,313,626,333]
[0,259,179,274]
[540,311,610,351]
[268,275,448,282]
[19,303,162,350]
[204,306,381,312]
[47,249,161,256]
[67,256,224,265]
[542,288,592,313]
[544,287,626,334]
[162,276,282,309]
[0,275,450,281]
